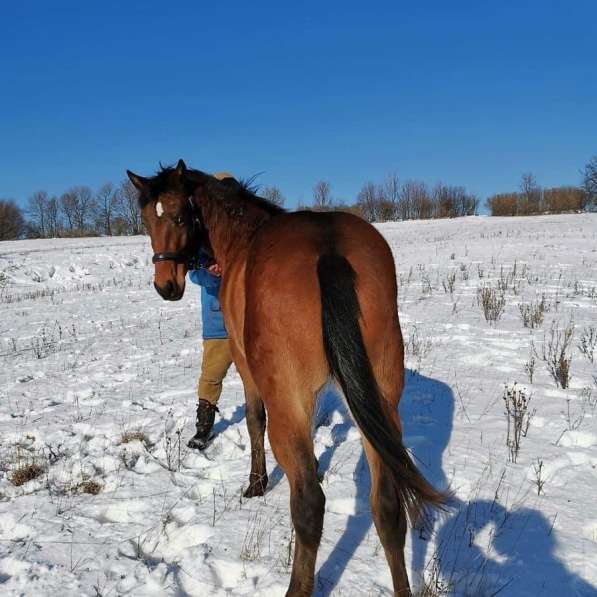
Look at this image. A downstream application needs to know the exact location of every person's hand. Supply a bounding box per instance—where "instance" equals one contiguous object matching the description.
[208,263,222,277]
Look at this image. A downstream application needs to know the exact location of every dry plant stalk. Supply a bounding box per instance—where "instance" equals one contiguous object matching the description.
[503,383,534,463]
[477,284,506,324]
[542,319,574,389]
[518,294,549,329]
[578,326,596,363]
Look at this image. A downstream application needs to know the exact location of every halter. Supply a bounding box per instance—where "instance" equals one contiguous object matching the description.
[151,196,204,266]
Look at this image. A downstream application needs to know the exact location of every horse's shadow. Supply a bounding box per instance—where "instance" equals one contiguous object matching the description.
[218,373,594,595]
[309,371,596,597]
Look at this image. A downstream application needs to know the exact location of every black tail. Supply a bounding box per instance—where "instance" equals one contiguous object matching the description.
[317,253,443,524]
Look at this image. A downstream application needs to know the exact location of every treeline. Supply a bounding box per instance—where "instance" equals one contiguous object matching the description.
[304,174,479,222]
[309,155,597,221]
[305,176,479,222]
[487,159,597,216]
[487,174,587,216]
[1,155,596,241]
[0,180,142,240]
[355,177,479,222]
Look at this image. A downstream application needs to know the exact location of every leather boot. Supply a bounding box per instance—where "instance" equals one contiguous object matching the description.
[187,399,219,450]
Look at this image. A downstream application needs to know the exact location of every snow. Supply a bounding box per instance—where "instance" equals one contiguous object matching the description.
[1,213,596,596]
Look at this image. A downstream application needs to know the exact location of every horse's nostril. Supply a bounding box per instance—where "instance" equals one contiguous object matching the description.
[154,280,181,300]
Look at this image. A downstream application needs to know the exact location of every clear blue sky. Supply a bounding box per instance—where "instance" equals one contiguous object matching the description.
[1,1,595,209]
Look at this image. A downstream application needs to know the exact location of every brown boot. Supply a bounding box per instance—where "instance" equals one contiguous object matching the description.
[187,399,219,450]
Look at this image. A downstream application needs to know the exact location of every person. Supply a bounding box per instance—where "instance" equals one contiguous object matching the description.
[186,172,236,450]
[186,253,232,449]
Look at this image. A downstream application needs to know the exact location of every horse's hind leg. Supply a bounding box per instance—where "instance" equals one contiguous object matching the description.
[266,398,325,597]
[363,439,411,596]
[365,330,412,595]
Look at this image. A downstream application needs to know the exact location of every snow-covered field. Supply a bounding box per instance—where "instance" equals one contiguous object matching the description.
[1,214,596,596]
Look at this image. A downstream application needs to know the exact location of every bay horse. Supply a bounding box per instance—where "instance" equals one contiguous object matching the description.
[127,160,442,596]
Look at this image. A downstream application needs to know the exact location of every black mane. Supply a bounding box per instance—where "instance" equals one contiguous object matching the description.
[137,164,286,217]
[136,164,191,208]
[234,177,286,217]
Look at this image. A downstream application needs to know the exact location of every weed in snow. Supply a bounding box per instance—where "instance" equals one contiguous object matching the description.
[532,458,546,496]
[518,294,549,329]
[578,325,596,363]
[405,324,433,373]
[477,284,506,325]
[502,383,534,463]
[524,341,537,384]
[542,319,574,389]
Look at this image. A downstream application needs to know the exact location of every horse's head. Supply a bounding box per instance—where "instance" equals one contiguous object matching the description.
[127,159,203,301]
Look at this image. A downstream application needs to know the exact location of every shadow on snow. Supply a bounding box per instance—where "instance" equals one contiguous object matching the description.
[311,370,595,597]
[212,372,594,595]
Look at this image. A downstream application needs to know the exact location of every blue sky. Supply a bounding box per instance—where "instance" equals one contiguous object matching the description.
[1,1,595,209]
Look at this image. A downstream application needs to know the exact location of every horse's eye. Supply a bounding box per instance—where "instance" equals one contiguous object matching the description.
[174,215,185,226]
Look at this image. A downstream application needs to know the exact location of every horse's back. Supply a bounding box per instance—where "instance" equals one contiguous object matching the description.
[252,209,399,320]
[243,210,401,389]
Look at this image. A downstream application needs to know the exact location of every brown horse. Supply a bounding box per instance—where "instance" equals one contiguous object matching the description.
[127,160,442,596]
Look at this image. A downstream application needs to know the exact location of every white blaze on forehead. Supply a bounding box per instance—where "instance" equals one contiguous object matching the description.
[156,201,164,218]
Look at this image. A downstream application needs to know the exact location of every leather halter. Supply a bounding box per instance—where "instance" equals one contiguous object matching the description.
[152,252,190,264]
[151,196,203,266]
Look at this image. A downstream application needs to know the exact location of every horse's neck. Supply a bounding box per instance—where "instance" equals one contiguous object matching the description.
[203,205,268,272]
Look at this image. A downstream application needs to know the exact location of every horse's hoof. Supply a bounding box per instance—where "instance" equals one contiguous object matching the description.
[243,476,268,498]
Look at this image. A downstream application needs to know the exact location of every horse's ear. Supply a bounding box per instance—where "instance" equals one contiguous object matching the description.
[176,159,187,177]
[127,170,149,192]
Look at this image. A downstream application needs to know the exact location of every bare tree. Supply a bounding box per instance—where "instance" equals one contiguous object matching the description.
[397,181,413,220]
[0,200,25,240]
[519,172,542,214]
[313,180,332,209]
[520,172,538,196]
[60,191,76,231]
[59,186,94,233]
[400,181,432,219]
[582,155,597,210]
[27,191,50,237]
[433,183,454,218]
[379,173,400,221]
[46,196,61,237]
[94,183,117,235]
[383,173,400,203]
[261,186,286,207]
[432,184,478,218]
[114,180,143,235]
[357,181,380,222]
[74,186,93,231]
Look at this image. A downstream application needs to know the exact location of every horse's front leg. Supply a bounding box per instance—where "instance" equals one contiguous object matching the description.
[243,389,268,497]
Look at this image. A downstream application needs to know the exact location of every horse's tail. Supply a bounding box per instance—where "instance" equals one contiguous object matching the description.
[317,252,443,524]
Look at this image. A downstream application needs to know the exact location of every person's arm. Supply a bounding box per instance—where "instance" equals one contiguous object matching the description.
[188,265,221,289]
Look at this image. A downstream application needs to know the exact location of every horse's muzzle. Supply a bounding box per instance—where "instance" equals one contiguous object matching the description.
[154,281,184,301]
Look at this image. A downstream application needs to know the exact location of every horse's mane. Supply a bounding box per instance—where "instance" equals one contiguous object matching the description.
[137,164,286,218]
[231,175,286,217]
[136,164,187,208]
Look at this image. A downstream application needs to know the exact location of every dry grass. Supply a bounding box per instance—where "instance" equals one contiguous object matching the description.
[542,319,574,389]
[9,462,44,486]
[74,479,102,495]
[240,510,268,562]
[477,284,506,324]
[518,294,549,328]
[120,430,148,445]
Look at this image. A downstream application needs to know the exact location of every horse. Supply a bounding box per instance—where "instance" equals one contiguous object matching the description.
[126,160,443,596]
